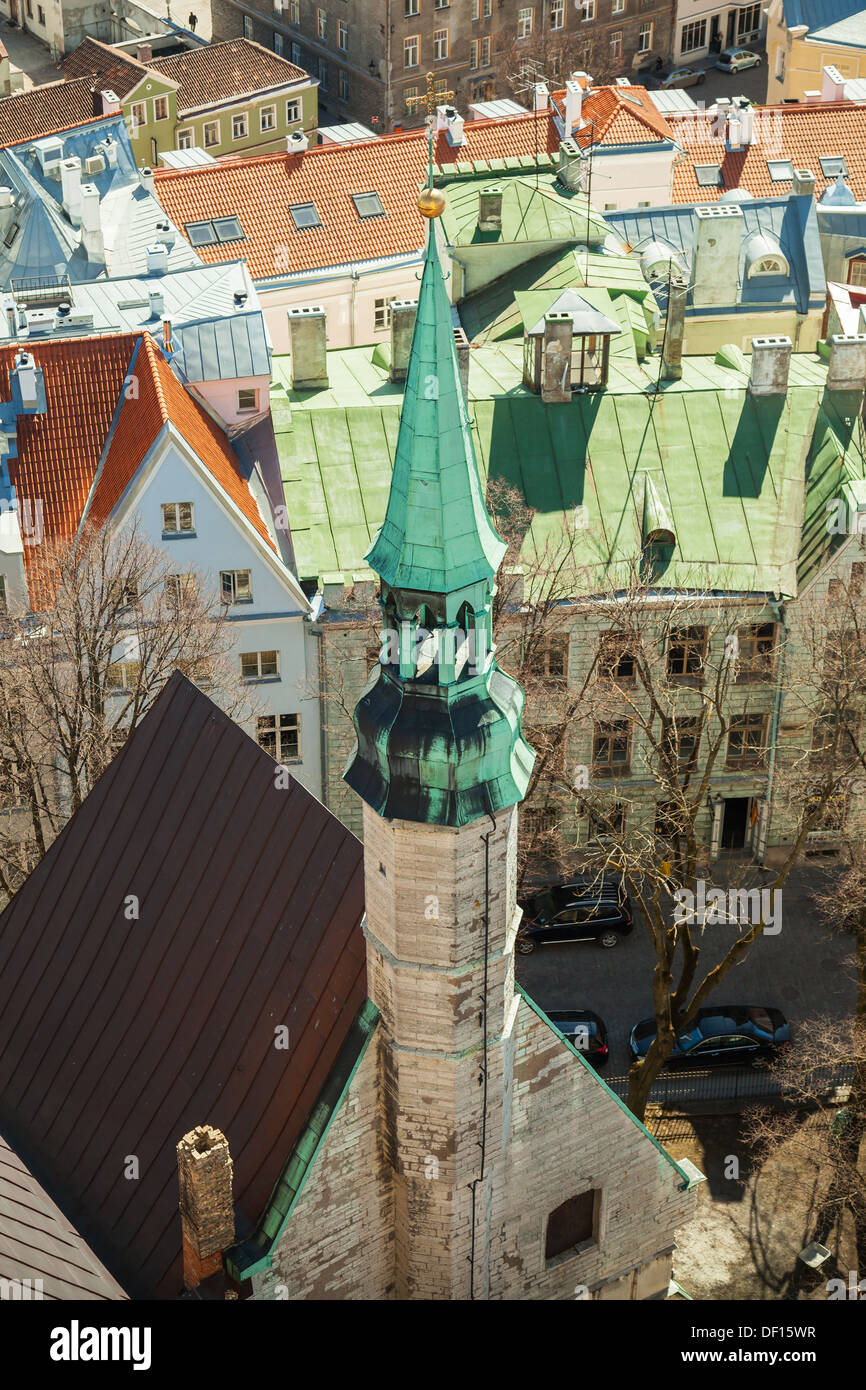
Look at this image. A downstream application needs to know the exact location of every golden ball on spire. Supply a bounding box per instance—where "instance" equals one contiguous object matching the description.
[418,187,446,218]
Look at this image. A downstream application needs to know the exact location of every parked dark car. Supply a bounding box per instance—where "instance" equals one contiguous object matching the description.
[661,66,707,89]
[517,875,633,951]
[629,1005,790,1069]
[546,1008,610,1068]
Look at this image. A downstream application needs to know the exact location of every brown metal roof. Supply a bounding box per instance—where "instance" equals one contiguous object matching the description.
[0,1130,128,1300]
[0,673,366,1298]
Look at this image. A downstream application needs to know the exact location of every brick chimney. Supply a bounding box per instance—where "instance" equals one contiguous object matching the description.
[177,1125,235,1291]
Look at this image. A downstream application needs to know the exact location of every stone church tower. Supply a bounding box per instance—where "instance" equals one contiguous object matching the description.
[253,166,698,1302]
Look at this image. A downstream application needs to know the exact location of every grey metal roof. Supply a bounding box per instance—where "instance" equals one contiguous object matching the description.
[317,122,377,144]
[0,1129,128,1300]
[647,89,700,114]
[171,309,271,381]
[526,288,622,336]
[468,98,527,119]
[158,146,217,169]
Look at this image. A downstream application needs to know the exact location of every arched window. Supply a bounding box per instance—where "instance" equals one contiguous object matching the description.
[748,255,788,277]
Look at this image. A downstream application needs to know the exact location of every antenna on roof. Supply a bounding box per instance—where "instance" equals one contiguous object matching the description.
[507,58,550,191]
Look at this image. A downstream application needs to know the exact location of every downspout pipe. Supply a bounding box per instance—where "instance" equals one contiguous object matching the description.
[758,597,787,866]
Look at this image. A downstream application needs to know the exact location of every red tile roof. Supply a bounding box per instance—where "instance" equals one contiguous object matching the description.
[0,672,367,1298]
[0,79,103,148]
[667,101,866,203]
[58,36,156,100]
[150,39,308,113]
[2,332,271,609]
[154,111,561,280]
[551,84,675,147]
[88,334,275,552]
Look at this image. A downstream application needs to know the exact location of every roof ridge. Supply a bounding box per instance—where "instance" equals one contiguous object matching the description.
[140,332,170,425]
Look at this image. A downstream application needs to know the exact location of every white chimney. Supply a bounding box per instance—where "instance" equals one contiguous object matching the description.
[822,65,846,102]
[13,351,38,409]
[564,79,583,132]
[287,130,308,153]
[79,183,104,263]
[60,156,83,224]
[100,88,121,116]
[139,165,155,192]
[739,107,755,144]
[533,83,549,111]
[803,90,822,103]
[145,242,169,274]
[727,114,744,150]
[0,186,14,209]
[749,336,793,396]
[154,218,176,248]
[148,288,165,318]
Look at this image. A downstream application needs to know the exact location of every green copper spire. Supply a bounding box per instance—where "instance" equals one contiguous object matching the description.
[343,156,535,828]
[364,216,506,594]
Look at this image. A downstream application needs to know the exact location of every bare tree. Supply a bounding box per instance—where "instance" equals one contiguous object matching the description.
[494,23,619,99]
[0,522,248,901]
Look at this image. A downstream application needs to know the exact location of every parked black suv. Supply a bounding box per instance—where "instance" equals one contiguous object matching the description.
[517,875,633,951]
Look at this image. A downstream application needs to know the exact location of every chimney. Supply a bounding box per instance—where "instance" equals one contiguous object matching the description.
[177,1126,235,1292]
[558,138,583,192]
[803,90,822,103]
[793,168,815,196]
[145,242,169,274]
[454,325,470,402]
[139,165,155,193]
[99,88,121,116]
[692,205,743,309]
[749,336,793,396]
[822,64,846,102]
[389,298,417,381]
[287,130,309,153]
[0,186,14,209]
[726,113,744,150]
[739,107,755,144]
[564,79,583,133]
[79,183,104,262]
[541,312,573,404]
[155,218,176,249]
[661,274,688,381]
[288,305,328,390]
[533,82,549,111]
[12,350,38,409]
[478,185,502,233]
[137,42,152,63]
[60,156,83,225]
[148,287,165,319]
[826,333,866,391]
[436,104,465,146]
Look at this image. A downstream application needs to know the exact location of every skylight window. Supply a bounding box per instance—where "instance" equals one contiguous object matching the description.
[352,190,385,219]
[212,216,245,243]
[184,217,245,246]
[289,202,323,230]
[819,155,849,179]
[695,164,722,187]
[766,159,794,183]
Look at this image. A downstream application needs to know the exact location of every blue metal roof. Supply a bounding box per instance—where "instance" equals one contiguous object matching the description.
[781,0,865,32]
[171,310,271,381]
[606,192,826,315]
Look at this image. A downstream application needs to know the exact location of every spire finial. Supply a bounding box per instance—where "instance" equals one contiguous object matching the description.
[417,71,450,219]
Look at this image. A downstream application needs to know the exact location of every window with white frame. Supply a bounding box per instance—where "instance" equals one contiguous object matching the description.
[435,0,450,7]
[638,21,652,51]
[470,38,479,68]
[130,101,146,128]
[153,95,169,121]
[260,105,276,131]
[318,57,329,90]
[433,27,448,59]
[290,41,301,63]
[317,6,326,38]
[339,69,349,100]
[257,713,300,761]
[177,129,193,149]
[374,298,391,330]
[338,19,348,49]
[241,650,279,681]
[274,31,284,55]
[286,98,300,123]
[737,2,760,37]
[609,30,622,59]
[203,121,219,146]
[581,0,595,20]
[483,0,491,13]
[517,6,533,38]
[290,0,299,21]
[550,0,564,27]
[232,112,249,139]
[221,570,253,603]
[472,0,479,17]
[680,19,706,53]
[238,388,259,412]
[481,35,491,64]
[162,502,194,535]
[243,14,253,38]
[404,84,419,112]
[405,34,419,66]
[405,0,419,14]
[612,0,625,11]
[164,573,197,607]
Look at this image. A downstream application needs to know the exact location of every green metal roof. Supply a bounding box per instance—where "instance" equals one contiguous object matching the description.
[274,340,866,600]
[440,170,609,249]
[362,217,505,594]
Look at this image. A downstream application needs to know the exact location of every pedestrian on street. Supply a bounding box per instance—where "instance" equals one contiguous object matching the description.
[188,11,197,30]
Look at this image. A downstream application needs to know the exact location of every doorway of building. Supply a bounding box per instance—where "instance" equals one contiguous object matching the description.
[721,797,750,849]
[710,15,722,51]
[726,10,736,45]
[151,137,159,166]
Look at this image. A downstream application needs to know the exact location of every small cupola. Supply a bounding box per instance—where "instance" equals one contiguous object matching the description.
[522,290,621,399]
